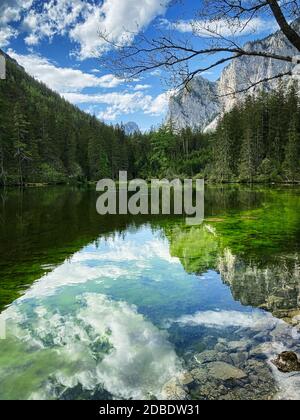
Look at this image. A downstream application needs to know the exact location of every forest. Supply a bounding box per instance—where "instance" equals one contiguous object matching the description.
[0,55,133,186]
[135,84,300,183]
[0,52,299,186]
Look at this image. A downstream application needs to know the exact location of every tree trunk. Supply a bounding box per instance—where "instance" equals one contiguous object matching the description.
[268,0,300,51]
[0,146,6,186]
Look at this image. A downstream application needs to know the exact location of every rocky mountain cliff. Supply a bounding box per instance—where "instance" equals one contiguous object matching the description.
[167,77,220,132]
[219,20,299,113]
[123,121,140,135]
[167,20,299,131]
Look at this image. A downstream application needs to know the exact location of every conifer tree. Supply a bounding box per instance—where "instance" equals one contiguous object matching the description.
[283,117,300,182]
[12,104,31,185]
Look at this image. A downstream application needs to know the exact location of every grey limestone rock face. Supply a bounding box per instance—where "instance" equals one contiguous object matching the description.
[166,19,300,132]
[166,76,220,132]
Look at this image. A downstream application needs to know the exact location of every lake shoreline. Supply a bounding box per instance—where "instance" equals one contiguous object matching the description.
[1,179,300,189]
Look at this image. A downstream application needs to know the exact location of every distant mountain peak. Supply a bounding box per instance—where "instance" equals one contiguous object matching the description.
[123,122,140,135]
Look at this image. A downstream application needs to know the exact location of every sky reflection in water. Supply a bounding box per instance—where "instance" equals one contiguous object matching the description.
[0,186,300,400]
[1,224,295,400]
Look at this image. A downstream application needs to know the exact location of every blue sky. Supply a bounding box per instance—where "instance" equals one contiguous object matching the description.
[0,0,279,131]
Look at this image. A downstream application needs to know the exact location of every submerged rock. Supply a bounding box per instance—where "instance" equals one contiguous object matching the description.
[161,378,188,400]
[194,350,219,365]
[206,362,247,381]
[227,340,252,352]
[230,352,248,367]
[190,367,209,383]
[272,352,300,373]
[215,342,228,353]
[249,343,270,361]
[178,372,194,386]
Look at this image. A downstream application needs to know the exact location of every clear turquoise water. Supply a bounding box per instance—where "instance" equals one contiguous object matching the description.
[0,186,300,400]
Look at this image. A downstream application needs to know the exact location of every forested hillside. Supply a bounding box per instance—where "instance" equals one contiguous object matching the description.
[0,52,133,186]
[0,50,299,185]
[211,85,300,183]
[132,83,300,183]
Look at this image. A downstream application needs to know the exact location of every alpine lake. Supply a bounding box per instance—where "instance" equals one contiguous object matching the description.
[0,185,300,400]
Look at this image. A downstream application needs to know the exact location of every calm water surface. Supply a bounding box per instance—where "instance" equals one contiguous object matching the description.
[0,186,300,400]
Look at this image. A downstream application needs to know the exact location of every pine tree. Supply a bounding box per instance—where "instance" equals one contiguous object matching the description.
[12,104,31,185]
[0,90,7,185]
[239,127,256,183]
[283,117,300,182]
[214,117,234,182]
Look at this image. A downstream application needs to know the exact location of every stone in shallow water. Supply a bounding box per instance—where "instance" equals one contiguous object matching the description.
[230,352,248,367]
[271,352,300,373]
[249,343,269,360]
[161,378,188,400]
[227,340,252,352]
[206,362,248,381]
[190,368,209,383]
[178,372,194,386]
[215,342,228,353]
[194,350,219,365]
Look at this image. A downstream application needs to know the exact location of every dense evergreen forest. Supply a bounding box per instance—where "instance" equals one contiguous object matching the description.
[0,51,299,185]
[0,54,133,186]
[133,84,300,183]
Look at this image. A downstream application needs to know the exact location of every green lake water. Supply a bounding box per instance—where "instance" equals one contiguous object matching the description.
[0,186,300,400]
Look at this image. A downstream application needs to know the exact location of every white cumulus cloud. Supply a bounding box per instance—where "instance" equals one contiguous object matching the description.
[174,310,278,330]
[7,50,124,92]
[145,91,173,116]
[161,17,278,37]
[1,0,170,55]
[5,49,168,122]
[134,84,151,91]
[70,0,170,59]
[0,0,33,47]
[0,26,17,47]
[64,90,171,121]
[1,293,182,400]
[22,0,87,46]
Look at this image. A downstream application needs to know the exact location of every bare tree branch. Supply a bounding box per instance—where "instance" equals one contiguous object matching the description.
[98,0,300,93]
[219,70,293,96]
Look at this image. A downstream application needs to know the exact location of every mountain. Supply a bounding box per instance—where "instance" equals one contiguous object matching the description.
[218,19,299,113]
[218,249,300,322]
[166,77,220,132]
[123,121,140,135]
[167,19,299,131]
